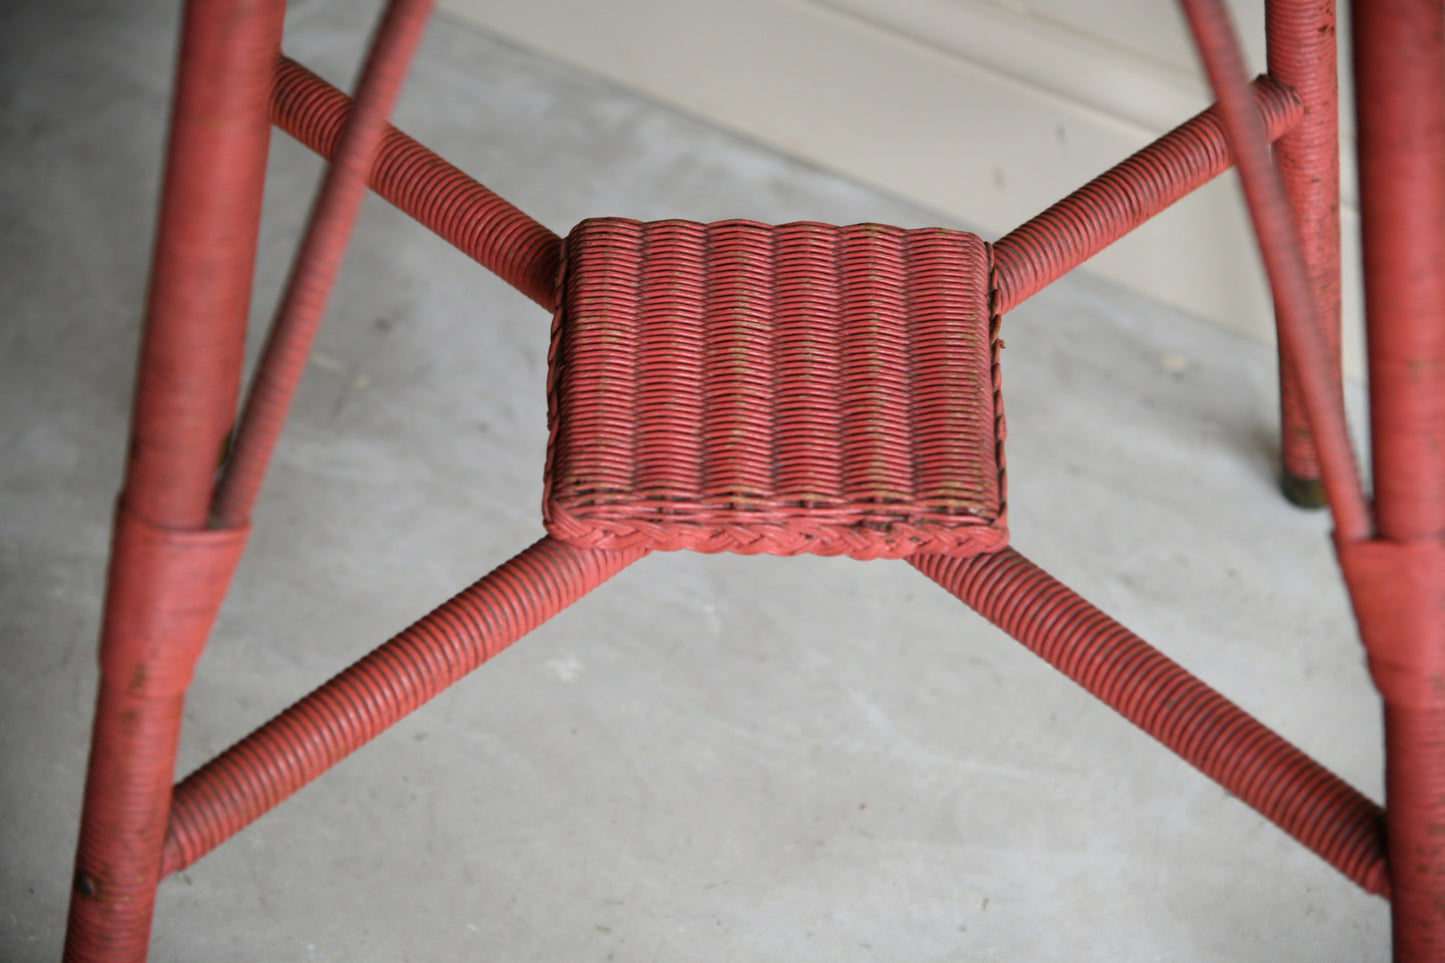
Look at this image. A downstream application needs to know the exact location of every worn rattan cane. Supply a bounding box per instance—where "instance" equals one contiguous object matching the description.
[63,0,1445,961]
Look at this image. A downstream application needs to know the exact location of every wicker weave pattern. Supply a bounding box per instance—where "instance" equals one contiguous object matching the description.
[544,218,1006,558]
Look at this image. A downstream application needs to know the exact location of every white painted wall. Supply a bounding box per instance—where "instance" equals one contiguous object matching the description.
[440,0,1362,377]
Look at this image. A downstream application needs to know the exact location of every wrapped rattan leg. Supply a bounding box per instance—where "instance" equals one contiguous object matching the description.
[1348,1,1445,956]
[64,2,284,959]
[1266,0,1342,509]
[1176,0,1369,541]
[1383,705,1445,956]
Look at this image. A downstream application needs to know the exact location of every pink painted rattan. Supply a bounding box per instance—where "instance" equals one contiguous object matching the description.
[544,218,1006,559]
[62,0,1445,959]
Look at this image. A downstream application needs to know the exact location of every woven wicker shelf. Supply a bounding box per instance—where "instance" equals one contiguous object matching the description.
[544,217,1007,558]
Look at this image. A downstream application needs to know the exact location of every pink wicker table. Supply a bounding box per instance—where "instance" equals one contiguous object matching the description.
[63,1,1445,960]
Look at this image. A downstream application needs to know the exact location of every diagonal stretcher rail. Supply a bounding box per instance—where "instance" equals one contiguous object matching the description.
[271,52,1294,326]
[1176,0,1369,540]
[270,55,563,312]
[160,538,646,875]
[994,76,1302,313]
[214,0,436,530]
[910,547,1388,897]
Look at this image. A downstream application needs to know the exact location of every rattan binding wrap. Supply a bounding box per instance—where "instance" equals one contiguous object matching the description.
[544,218,1007,559]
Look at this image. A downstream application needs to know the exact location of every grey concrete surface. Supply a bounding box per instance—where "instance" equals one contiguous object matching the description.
[1,1,1389,959]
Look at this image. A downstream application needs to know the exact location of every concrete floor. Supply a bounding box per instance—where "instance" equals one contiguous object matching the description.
[1,1,1390,959]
